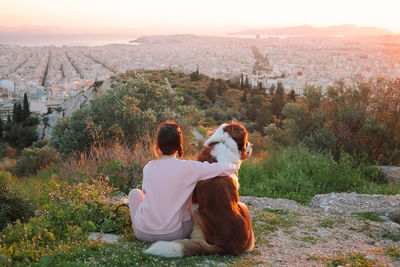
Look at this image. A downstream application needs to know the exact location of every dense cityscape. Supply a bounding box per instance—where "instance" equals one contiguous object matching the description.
[0,34,399,116]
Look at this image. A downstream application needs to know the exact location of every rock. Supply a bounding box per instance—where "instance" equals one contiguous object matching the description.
[37,79,112,138]
[309,193,400,222]
[88,232,122,243]
[240,196,310,212]
[376,166,400,185]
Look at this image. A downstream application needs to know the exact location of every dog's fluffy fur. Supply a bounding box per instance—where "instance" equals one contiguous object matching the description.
[145,122,254,257]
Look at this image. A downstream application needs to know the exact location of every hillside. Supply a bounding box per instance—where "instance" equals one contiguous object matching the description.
[230,24,395,36]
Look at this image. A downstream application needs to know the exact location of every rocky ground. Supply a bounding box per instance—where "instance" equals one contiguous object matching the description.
[239,194,400,266]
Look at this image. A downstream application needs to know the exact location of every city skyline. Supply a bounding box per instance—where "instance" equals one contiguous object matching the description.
[1,0,400,34]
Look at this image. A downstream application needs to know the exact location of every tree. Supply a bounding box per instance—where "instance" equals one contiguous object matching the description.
[0,119,3,142]
[22,93,30,120]
[269,84,276,95]
[271,82,285,119]
[12,103,23,124]
[205,79,218,102]
[216,78,228,96]
[240,75,250,102]
[288,89,297,102]
[189,65,200,81]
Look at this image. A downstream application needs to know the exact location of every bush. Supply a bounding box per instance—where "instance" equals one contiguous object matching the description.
[50,107,93,155]
[239,145,399,204]
[0,177,130,263]
[51,74,202,156]
[0,172,35,231]
[4,123,37,149]
[268,79,400,165]
[14,146,60,176]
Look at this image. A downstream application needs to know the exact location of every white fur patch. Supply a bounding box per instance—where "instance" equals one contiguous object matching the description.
[204,123,241,164]
[210,143,241,164]
[144,241,183,257]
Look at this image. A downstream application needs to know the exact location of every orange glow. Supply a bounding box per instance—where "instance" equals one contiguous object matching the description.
[0,0,399,34]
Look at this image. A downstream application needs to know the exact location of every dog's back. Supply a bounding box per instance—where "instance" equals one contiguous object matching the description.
[192,175,253,255]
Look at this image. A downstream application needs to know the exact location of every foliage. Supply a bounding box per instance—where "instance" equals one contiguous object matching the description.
[51,74,202,156]
[14,146,60,176]
[50,107,93,155]
[268,79,400,165]
[4,94,38,150]
[385,245,400,261]
[0,171,35,232]
[239,145,399,204]
[4,123,37,149]
[270,82,286,118]
[0,176,129,264]
[98,160,142,194]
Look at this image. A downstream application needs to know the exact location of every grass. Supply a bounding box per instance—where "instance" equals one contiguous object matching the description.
[239,145,400,204]
[382,230,400,242]
[308,253,384,267]
[44,240,239,267]
[355,212,385,222]
[385,245,400,261]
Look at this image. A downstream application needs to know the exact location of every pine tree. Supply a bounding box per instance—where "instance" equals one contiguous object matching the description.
[271,82,285,118]
[244,75,250,90]
[205,79,218,102]
[23,93,30,120]
[269,84,276,95]
[288,89,297,102]
[0,118,3,142]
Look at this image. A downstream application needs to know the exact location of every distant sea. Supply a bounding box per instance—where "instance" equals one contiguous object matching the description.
[0,34,139,46]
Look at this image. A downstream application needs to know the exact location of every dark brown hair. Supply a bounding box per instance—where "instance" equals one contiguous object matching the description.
[156,121,183,158]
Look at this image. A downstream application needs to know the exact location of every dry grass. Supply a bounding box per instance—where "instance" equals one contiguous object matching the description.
[61,137,155,185]
[0,157,17,173]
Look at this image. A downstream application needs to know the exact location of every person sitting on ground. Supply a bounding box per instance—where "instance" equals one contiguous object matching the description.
[128,120,238,242]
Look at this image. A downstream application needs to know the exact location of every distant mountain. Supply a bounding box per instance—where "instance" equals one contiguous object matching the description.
[230,24,395,36]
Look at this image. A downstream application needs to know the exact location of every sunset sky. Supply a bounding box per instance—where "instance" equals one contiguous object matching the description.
[1,0,399,33]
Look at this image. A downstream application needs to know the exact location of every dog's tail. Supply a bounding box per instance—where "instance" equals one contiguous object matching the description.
[144,239,224,257]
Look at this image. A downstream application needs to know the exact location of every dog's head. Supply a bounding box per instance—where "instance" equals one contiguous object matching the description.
[204,122,252,163]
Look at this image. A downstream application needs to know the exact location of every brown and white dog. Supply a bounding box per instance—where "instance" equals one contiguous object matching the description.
[145,122,254,257]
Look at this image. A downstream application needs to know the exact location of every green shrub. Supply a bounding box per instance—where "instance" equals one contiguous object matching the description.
[50,107,93,155]
[0,177,130,263]
[239,145,400,204]
[99,160,142,194]
[14,146,60,176]
[51,74,202,155]
[0,172,35,232]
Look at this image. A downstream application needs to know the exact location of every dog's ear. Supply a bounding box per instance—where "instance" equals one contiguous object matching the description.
[223,122,248,160]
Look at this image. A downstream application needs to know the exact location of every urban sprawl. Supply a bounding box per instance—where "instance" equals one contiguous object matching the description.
[0,34,399,117]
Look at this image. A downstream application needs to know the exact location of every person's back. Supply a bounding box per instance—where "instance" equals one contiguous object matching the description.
[128,121,238,242]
